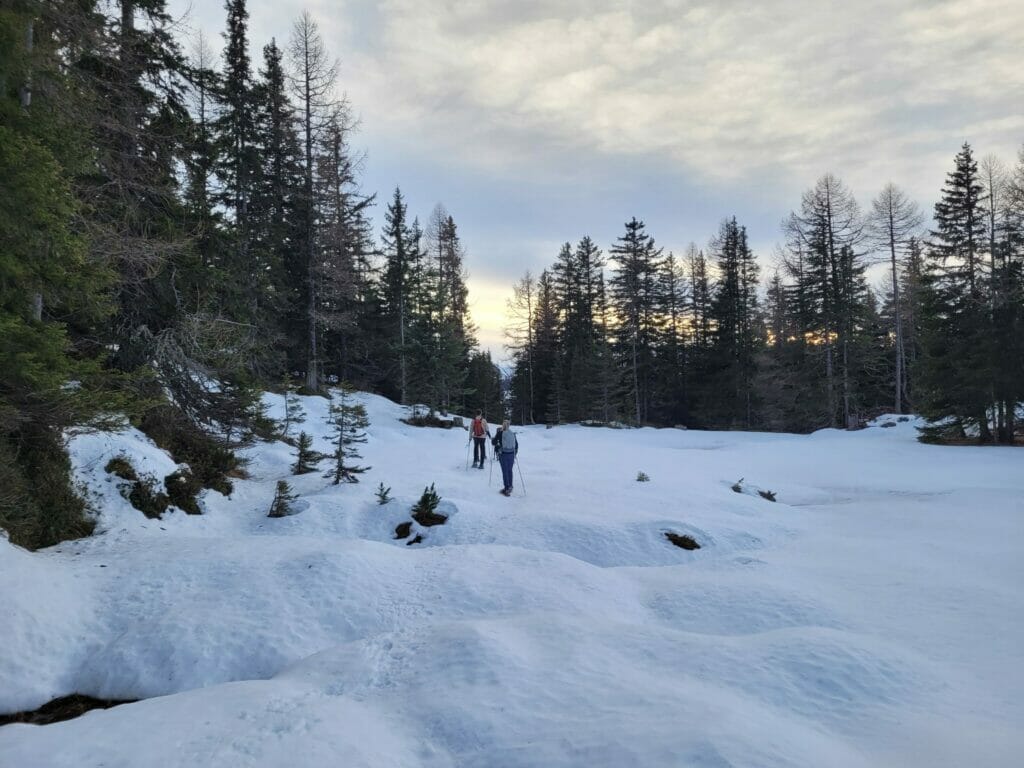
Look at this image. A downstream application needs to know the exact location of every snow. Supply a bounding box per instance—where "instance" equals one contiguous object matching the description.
[1,393,1022,767]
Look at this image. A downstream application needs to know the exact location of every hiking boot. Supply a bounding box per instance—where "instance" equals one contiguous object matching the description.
[500,488,511,496]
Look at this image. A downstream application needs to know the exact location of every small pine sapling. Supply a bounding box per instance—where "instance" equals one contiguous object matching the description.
[376,482,392,505]
[280,376,306,438]
[327,384,370,484]
[411,483,447,526]
[758,489,777,502]
[412,483,440,515]
[268,480,299,518]
[293,432,320,475]
[731,477,744,493]
[636,471,650,482]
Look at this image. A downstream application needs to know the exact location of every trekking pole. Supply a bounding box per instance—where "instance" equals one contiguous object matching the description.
[515,456,527,496]
[465,438,471,470]
[488,453,494,487]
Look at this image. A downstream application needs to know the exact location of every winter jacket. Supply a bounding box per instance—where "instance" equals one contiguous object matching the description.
[493,428,518,455]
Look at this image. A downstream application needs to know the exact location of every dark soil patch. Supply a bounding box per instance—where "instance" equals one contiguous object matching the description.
[412,510,448,527]
[394,521,413,539]
[0,694,137,727]
[406,534,424,545]
[665,532,701,550]
[401,415,455,429]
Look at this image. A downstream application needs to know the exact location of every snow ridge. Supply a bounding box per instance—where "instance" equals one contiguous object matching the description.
[1,391,1022,767]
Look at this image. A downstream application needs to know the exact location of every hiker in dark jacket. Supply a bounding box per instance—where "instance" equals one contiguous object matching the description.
[492,419,518,496]
[468,411,490,469]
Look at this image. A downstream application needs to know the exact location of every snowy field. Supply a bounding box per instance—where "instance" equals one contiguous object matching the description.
[1,391,1022,767]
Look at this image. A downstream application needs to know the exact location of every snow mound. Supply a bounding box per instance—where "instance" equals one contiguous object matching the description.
[1,389,1022,767]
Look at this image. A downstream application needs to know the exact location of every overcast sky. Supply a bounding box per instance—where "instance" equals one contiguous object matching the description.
[170,0,1024,358]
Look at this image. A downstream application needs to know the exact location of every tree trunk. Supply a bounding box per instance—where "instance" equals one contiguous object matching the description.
[888,214,904,413]
[19,19,33,109]
[303,45,318,392]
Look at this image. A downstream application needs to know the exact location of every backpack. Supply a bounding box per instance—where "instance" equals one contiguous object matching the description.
[472,417,485,437]
[500,429,516,453]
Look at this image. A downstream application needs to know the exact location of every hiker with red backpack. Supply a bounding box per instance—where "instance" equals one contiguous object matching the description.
[469,411,491,469]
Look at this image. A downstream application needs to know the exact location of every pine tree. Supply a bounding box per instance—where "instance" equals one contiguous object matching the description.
[707,218,760,427]
[608,218,663,424]
[655,252,689,425]
[380,188,422,404]
[280,377,306,437]
[251,38,303,376]
[268,480,299,517]
[684,244,714,424]
[290,434,317,475]
[288,11,339,391]
[533,270,563,423]
[465,351,504,419]
[506,272,537,424]
[995,146,1024,442]
[326,384,370,483]
[0,3,119,547]
[785,175,866,428]
[917,143,995,442]
[421,206,474,411]
[183,31,223,274]
[867,184,924,414]
[214,0,261,323]
[315,106,375,388]
[292,431,319,474]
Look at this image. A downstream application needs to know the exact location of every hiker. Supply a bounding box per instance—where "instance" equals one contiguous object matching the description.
[469,411,491,469]
[492,419,518,496]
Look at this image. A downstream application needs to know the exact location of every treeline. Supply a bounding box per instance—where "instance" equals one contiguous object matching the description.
[505,144,1024,442]
[1,0,497,548]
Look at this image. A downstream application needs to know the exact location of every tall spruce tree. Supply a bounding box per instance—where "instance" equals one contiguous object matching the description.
[655,252,689,425]
[707,218,760,427]
[379,188,423,404]
[251,38,303,374]
[917,143,995,442]
[215,0,261,322]
[608,217,663,424]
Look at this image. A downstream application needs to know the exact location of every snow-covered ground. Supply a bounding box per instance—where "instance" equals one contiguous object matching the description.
[1,392,1022,767]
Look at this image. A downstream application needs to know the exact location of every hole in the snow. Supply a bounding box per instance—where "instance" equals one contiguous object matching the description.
[394,521,413,539]
[665,532,701,550]
[0,694,137,727]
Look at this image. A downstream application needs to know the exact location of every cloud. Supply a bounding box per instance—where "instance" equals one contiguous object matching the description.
[338,0,1023,201]
[171,0,1024,358]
